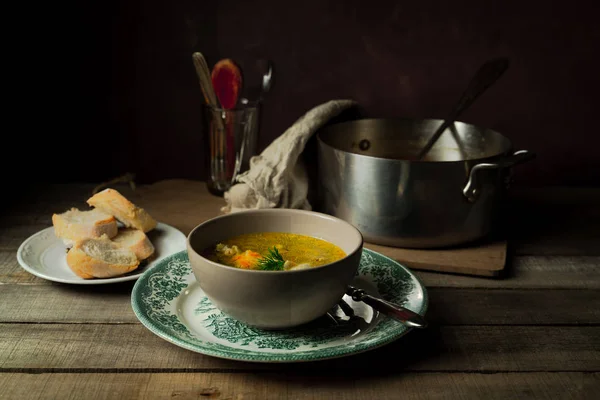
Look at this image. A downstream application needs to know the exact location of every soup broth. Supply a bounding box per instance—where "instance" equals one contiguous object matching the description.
[202,232,346,271]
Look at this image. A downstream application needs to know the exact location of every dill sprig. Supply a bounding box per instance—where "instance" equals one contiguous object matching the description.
[256,247,285,271]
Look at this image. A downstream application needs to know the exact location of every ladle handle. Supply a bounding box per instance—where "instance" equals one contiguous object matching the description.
[418,58,510,160]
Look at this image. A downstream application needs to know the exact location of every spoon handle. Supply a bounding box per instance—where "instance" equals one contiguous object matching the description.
[192,52,220,108]
[347,286,428,329]
[417,57,510,160]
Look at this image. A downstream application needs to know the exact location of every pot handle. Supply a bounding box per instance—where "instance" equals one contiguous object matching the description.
[463,150,536,202]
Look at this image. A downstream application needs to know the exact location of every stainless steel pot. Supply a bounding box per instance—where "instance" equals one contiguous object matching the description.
[316,118,535,248]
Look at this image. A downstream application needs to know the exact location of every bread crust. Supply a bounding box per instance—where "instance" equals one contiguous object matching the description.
[87,189,157,233]
[52,208,118,246]
[113,228,155,260]
[128,234,155,260]
[66,238,140,279]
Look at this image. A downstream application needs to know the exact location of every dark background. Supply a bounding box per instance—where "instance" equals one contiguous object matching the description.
[8,0,600,188]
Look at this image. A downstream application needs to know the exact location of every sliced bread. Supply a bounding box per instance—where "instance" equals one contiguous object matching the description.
[66,235,140,279]
[112,228,155,261]
[52,207,118,247]
[87,188,157,233]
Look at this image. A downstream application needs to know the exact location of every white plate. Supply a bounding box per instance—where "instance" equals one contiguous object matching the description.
[17,222,187,284]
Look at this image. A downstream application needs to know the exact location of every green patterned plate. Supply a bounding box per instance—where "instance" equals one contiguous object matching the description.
[131,249,428,363]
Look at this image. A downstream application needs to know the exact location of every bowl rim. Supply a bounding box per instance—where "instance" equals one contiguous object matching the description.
[186,208,364,274]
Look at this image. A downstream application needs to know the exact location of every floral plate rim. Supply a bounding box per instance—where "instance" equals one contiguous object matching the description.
[131,249,428,363]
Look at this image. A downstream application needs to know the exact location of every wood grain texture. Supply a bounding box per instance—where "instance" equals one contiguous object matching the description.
[8,179,592,277]
[0,224,50,251]
[3,247,599,288]
[508,188,600,257]
[415,255,600,289]
[0,283,136,323]
[365,240,507,277]
[1,324,598,372]
[2,182,599,257]
[1,285,598,326]
[0,372,596,400]
[125,179,226,236]
[1,183,600,400]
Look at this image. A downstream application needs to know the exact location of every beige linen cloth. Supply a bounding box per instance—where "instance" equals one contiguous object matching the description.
[222,99,358,213]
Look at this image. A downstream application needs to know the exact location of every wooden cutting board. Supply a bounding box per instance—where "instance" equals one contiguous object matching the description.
[364,240,507,277]
[125,179,507,278]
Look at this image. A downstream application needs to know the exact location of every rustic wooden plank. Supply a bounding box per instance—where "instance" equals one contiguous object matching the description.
[126,179,228,236]
[414,255,600,289]
[0,372,596,400]
[425,289,600,325]
[1,285,598,326]
[1,324,598,372]
[366,239,508,278]
[507,188,600,257]
[4,182,599,258]
[0,250,52,284]
[3,248,598,288]
[3,183,599,251]
[512,217,600,257]
[0,224,52,251]
[130,180,600,257]
[0,283,136,323]
[123,179,600,259]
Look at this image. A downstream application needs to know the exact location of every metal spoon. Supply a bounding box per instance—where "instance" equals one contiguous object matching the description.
[241,60,273,106]
[259,61,273,101]
[417,57,510,160]
[346,285,428,328]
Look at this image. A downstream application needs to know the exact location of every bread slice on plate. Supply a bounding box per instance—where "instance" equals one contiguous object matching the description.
[66,235,140,279]
[52,208,118,247]
[87,188,157,233]
[112,228,155,261]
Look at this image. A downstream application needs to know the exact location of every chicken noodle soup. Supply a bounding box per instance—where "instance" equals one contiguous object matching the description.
[202,232,347,271]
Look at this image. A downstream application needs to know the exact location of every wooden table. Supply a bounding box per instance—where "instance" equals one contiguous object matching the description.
[1,183,599,399]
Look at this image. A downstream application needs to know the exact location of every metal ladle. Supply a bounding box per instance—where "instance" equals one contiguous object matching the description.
[417,58,510,160]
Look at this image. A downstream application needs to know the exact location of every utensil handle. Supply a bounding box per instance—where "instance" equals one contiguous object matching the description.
[418,58,510,159]
[463,149,536,202]
[361,294,428,329]
[192,52,220,109]
[446,57,510,123]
